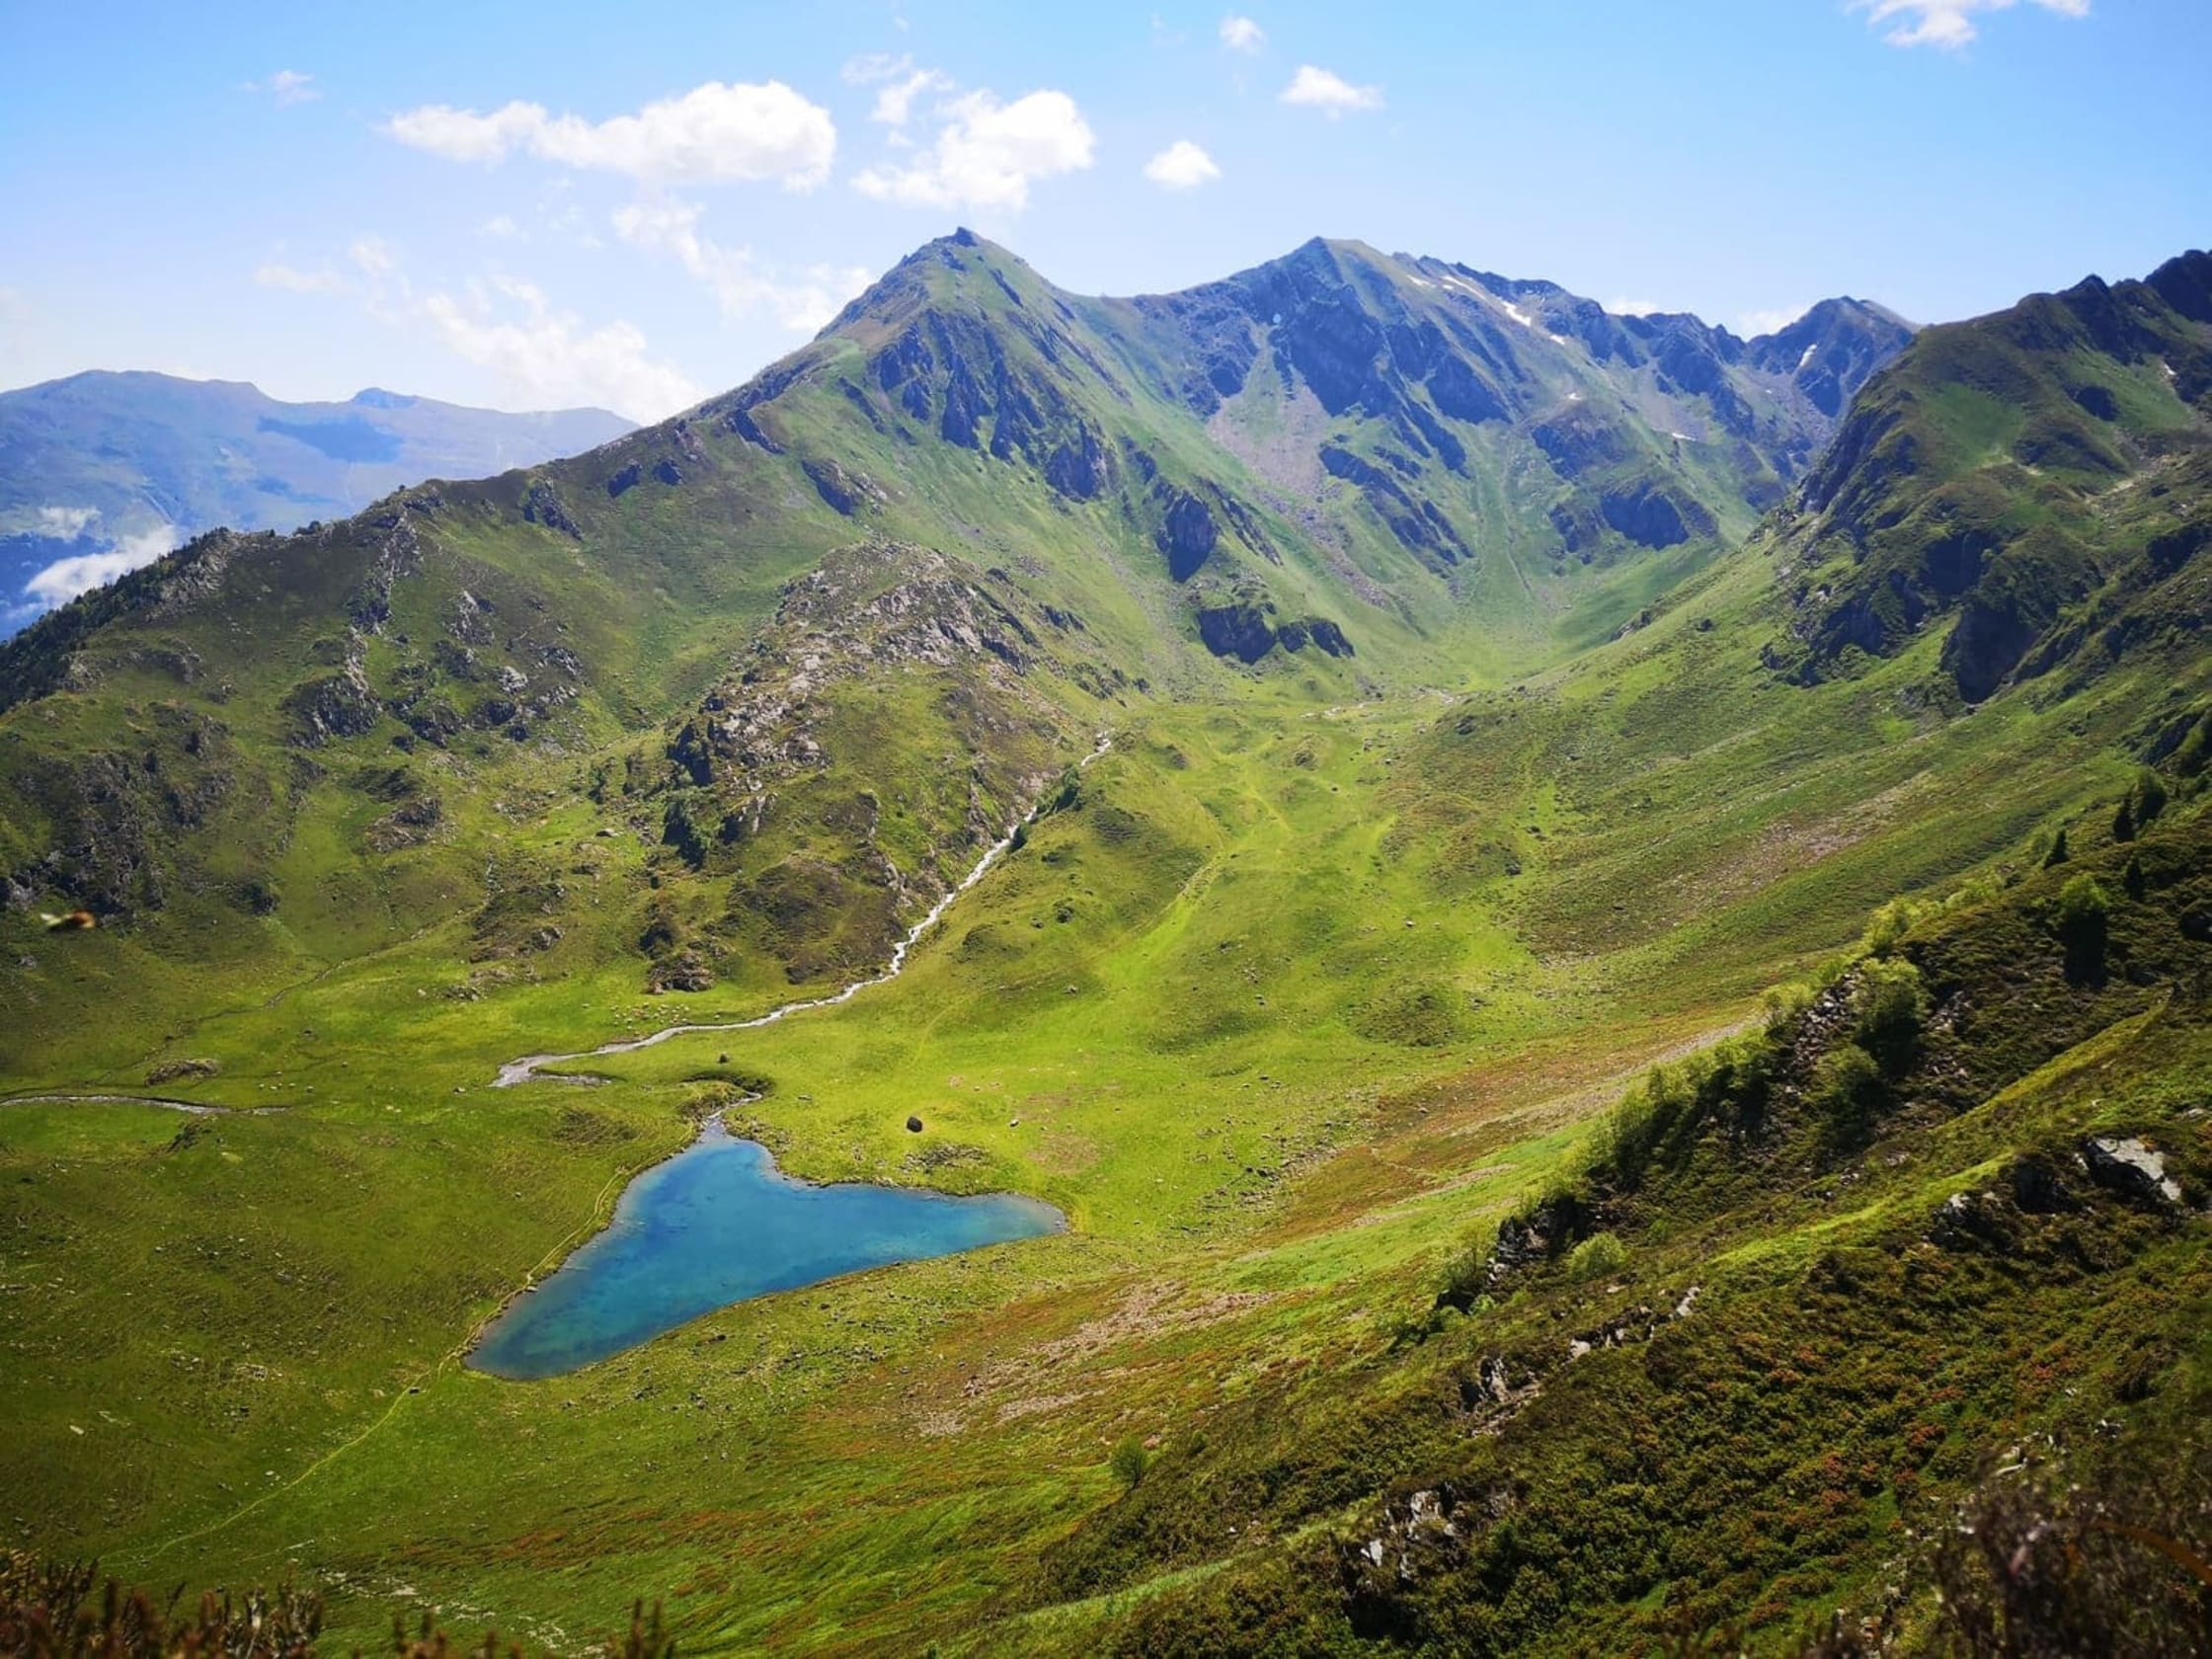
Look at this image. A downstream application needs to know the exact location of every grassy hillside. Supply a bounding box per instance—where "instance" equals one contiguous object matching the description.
[0,239,2206,1657]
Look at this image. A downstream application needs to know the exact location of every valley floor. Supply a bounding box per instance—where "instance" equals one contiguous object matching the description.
[5,623,2206,1653]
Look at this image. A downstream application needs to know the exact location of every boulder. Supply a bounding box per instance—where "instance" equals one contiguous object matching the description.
[906,1115,924,1134]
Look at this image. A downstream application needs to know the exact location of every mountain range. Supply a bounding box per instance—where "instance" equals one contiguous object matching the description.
[0,370,633,632]
[1,233,2207,1658]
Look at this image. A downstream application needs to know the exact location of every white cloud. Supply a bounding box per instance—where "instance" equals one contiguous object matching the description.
[1740,304,1811,338]
[479,213,523,240]
[26,525,179,607]
[385,81,836,188]
[853,88,1094,212]
[1606,297,1664,317]
[349,235,399,281]
[419,276,701,421]
[1854,0,2089,48]
[246,69,319,107]
[1144,140,1223,192]
[1220,15,1266,51]
[255,262,346,293]
[37,506,101,538]
[612,199,869,333]
[1280,65,1383,116]
[841,52,952,127]
[248,233,695,422]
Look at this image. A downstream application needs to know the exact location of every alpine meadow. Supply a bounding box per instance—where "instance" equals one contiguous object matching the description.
[3,6,2210,1656]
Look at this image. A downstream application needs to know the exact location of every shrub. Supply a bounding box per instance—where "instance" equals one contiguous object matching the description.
[1566,1231,1627,1283]
[2133,766,2169,827]
[1809,1043,1885,1147]
[1853,958,1926,1074]
[2054,874,2111,983]
[2043,828,2071,868]
[1859,899,1921,959]
[1109,1436,1151,1491]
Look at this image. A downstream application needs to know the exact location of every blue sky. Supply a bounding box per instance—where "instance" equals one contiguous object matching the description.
[3,0,2206,422]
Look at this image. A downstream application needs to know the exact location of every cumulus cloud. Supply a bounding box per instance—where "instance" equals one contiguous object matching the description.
[1144,140,1223,192]
[26,525,180,607]
[1220,16,1266,52]
[853,88,1094,211]
[246,69,319,106]
[255,262,346,293]
[1280,65,1383,116]
[612,199,869,333]
[1739,304,1811,338]
[1854,0,2089,47]
[416,276,700,421]
[37,506,101,538]
[842,52,953,128]
[385,80,836,188]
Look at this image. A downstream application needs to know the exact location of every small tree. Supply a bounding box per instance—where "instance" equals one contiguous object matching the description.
[2044,829,2071,868]
[1109,1436,1150,1491]
[2124,852,2148,902]
[2113,796,2138,844]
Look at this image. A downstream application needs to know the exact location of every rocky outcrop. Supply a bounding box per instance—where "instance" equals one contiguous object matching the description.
[1194,603,1356,666]
[1153,486,1219,581]
[283,648,381,747]
[1195,603,1276,664]
[1599,478,1717,550]
[522,479,581,537]
[2081,1135,2186,1210]
[803,457,882,517]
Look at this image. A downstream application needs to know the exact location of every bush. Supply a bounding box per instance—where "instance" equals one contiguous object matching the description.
[1109,1436,1151,1491]
[2054,874,2111,982]
[2133,766,2170,827]
[1809,1043,1885,1147]
[1853,958,1926,1074]
[1566,1231,1627,1283]
[2043,828,2071,868]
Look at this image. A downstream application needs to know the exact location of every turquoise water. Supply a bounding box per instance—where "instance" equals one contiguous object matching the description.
[469,1119,1064,1380]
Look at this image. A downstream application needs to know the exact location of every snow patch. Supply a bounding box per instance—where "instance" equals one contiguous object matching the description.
[1797,344,1818,370]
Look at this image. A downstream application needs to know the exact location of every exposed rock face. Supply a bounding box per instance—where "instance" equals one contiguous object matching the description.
[2081,1135,2186,1210]
[1745,297,1918,419]
[522,479,581,537]
[803,457,881,517]
[1191,603,1354,665]
[1599,478,1718,550]
[605,461,642,498]
[1320,444,1468,565]
[284,646,382,746]
[1196,603,1276,664]
[1153,486,1220,580]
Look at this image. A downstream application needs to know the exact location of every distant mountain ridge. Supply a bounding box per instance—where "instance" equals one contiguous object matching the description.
[0,371,634,631]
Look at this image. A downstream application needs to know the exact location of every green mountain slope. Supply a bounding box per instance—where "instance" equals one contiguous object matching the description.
[1767,250,2212,700]
[0,371,634,633]
[1,238,2207,1659]
[0,232,1907,1043]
